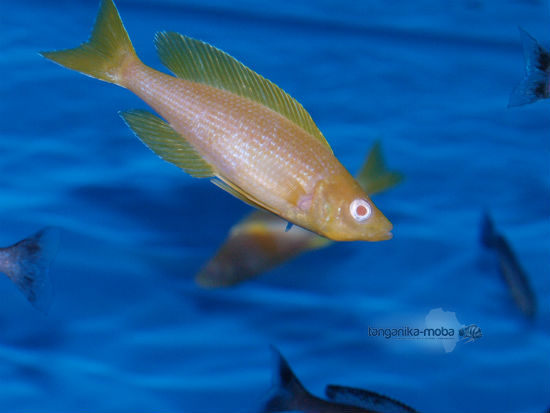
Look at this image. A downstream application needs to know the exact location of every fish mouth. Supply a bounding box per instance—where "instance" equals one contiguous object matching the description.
[375,230,393,241]
[367,229,392,241]
[368,213,393,241]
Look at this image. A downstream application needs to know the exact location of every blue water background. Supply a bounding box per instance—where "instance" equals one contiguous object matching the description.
[1,0,549,411]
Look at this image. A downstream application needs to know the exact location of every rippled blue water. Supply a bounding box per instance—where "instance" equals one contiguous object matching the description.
[1,0,549,411]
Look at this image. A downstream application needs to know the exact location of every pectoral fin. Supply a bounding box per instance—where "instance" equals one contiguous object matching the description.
[120,109,215,178]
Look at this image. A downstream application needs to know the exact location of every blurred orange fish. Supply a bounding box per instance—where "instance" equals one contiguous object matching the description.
[41,0,393,241]
[197,141,403,288]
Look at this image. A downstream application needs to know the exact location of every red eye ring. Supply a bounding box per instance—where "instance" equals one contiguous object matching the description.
[350,199,372,222]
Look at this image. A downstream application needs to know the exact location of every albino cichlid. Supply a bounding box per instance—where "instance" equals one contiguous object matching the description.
[41,0,393,241]
[197,141,403,288]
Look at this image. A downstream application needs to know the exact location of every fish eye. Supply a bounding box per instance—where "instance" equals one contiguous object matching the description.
[349,199,372,222]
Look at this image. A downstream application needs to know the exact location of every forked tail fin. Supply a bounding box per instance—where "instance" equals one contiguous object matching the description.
[0,228,60,313]
[40,0,137,86]
[508,27,550,107]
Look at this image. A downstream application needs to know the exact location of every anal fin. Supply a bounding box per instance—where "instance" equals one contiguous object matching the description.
[120,109,215,178]
[211,178,280,218]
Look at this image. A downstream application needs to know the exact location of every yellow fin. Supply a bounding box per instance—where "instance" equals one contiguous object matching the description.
[40,0,137,86]
[120,110,214,178]
[211,178,279,215]
[154,31,332,151]
[356,140,404,196]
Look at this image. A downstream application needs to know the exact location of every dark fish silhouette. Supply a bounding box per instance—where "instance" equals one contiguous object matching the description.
[263,346,417,413]
[508,27,549,107]
[481,213,536,318]
[325,385,417,413]
[0,228,60,313]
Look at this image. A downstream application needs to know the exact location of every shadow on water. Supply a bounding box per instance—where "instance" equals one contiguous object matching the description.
[67,181,248,244]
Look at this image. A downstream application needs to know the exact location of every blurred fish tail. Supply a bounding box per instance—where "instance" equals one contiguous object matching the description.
[481,213,537,319]
[263,346,311,412]
[40,0,138,86]
[0,228,60,313]
[480,212,498,248]
[508,27,549,107]
[356,140,404,196]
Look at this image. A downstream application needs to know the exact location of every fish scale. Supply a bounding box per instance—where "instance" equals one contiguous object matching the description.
[124,61,336,211]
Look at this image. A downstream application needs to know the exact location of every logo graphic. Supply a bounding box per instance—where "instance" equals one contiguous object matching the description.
[459,324,482,343]
[368,308,482,353]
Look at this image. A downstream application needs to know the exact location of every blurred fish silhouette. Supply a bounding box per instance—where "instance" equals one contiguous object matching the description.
[0,228,60,313]
[459,324,482,343]
[264,346,417,413]
[197,141,403,288]
[481,212,536,318]
[41,0,393,242]
[508,27,549,107]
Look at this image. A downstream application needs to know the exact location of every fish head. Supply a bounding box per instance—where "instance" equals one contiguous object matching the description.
[310,173,393,241]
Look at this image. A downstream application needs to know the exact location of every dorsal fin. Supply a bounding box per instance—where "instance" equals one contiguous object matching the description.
[154,31,332,151]
[263,346,315,412]
[210,177,280,217]
[120,109,215,178]
[356,140,404,196]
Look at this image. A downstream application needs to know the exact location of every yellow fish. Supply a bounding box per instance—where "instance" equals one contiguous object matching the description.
[41,0,393,241]
[197,141,403,288]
